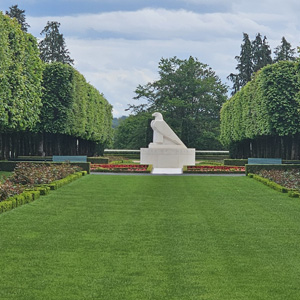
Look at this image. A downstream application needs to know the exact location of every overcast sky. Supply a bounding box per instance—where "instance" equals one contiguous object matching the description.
[1,0,300,117]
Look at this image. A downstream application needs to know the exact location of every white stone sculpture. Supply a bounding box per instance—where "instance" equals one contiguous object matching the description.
[140,112,195,174]
[149,112,186,148]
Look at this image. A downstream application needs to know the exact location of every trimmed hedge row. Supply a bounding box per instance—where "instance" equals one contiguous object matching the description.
[224,159,248,166]
[221,61,300,146]
[87,157,109,164]
[248,173,289,193]
[248,173,300,198]
[0,171,87,214]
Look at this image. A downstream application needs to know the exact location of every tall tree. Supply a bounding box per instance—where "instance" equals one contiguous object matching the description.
[39,21,74,65]
[252,34,272,72]
[6,4,30,32]
[124,56,228,150]
[274,37,296,62]
[228,33,253,94]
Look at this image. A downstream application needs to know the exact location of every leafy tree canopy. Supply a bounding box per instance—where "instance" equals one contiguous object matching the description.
[115,56,228,150]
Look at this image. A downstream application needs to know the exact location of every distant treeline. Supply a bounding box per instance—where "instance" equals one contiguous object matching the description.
[0,12,112,159]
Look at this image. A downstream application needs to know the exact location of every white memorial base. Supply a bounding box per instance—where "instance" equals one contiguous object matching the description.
[151,168,183,175]
[140,148,195,174]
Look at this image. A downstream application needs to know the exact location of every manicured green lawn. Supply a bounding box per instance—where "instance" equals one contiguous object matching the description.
[1,175,300,299]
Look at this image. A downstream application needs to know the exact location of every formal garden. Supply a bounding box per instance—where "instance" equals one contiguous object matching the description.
[1,5,300,299]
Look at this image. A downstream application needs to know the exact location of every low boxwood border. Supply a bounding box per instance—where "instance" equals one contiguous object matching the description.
[0,171,87,215]
[248,173,300,198]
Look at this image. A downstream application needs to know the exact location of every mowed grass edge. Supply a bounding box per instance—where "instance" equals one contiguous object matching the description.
[1,175,300,299]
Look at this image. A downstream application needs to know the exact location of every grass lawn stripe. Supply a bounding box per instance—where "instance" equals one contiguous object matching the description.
[1,175,300,299]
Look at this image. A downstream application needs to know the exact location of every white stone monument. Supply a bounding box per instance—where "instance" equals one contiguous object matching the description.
[140,112,195,174]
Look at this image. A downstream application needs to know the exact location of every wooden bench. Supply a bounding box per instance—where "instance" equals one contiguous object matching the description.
[248,158,282,165]
[52,155,87,163]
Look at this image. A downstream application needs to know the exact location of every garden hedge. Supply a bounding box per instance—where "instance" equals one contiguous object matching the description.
[220,61,300,159]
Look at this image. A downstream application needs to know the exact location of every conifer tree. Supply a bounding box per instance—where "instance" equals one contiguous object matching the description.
[274,37,296,62]
[228,33,253,94]
[252,34,272,72]
[6,4,30,32]
[39,21,74,65]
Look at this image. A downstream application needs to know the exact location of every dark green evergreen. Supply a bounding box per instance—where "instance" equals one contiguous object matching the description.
[228,33,253,94]
[39,21,74,65]
[5,4,30,32]
[274,37,297,62]
[252,34,272,72]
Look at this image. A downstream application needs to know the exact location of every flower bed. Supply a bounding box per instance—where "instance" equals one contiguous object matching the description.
[186,165,245,173]
[91,164,245,173]
[258,169,300,191]
[0,163,82,202]
[91,164,149,173]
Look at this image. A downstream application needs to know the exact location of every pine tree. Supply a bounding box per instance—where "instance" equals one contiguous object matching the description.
[6,4,30,32]
[39,21,74,65]
[274,37,296,62]
[227,33,253,94]
[252,33,272,72]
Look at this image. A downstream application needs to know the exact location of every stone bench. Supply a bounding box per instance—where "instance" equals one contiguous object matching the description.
[248,158,282,165]
[52,155,87,163]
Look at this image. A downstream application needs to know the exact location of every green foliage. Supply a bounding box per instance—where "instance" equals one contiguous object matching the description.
[274,37,296,63]
[40,63,113,145]
[228,33,295,94]
[0,12,43,132]
[252,34,272,73]
[113,113,152,149]
[223,159,248,166]
[5,4,30,32]
[39,21,74,65]
[122,56,228,149]
[221,61,300,147]
[248,173,289,193]
[87,157,109,164]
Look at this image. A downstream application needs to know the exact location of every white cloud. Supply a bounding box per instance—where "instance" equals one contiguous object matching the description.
[29,9,270,41]
[26,6,300,117]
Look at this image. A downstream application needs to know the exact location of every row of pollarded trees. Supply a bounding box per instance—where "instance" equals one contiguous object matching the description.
[0,12,112,159]
[220,61,300,160]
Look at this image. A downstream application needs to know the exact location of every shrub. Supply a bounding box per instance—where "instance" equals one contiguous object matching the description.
[0,180,25,201]
[10,163,82,187]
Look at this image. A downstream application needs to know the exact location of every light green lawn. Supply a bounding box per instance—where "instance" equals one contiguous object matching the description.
[1,175,300,299]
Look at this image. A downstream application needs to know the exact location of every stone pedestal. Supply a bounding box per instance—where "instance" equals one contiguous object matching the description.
[140,148,195,174]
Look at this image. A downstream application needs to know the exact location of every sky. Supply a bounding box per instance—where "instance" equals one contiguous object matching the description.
[1,0,300,117]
